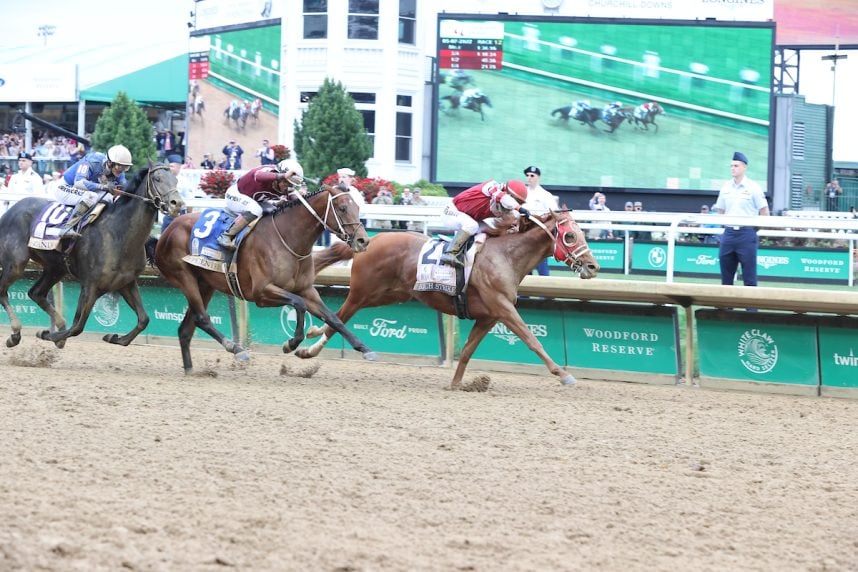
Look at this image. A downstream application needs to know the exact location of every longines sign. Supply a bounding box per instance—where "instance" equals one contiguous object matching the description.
[0,64,77,103]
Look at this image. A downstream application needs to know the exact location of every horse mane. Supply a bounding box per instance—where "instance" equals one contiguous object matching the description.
[124,166,149,195]
[271,186,328,215]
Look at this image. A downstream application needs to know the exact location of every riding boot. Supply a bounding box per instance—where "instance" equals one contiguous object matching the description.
[58,200,93,239]
[439,230,473,269]
[216,213,257,250]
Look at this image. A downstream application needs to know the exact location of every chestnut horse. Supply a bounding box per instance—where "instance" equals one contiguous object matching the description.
[303,211,600,388]
[154,184,377,374]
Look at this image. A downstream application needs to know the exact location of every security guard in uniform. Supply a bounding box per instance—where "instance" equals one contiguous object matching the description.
[714,151,769,286]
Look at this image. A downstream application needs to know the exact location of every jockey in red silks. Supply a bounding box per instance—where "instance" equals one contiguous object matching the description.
[216,158,305,250]
[439,179,530,268]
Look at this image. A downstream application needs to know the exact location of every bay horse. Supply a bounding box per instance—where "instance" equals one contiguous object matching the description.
[303,211,600,388]
[600,105,632,133]
[153,184,377,374]
[629,102,664,132]
[0,163,183,349]
[441,90,492,121]
[224,101,247,130]
[551,103,601,129]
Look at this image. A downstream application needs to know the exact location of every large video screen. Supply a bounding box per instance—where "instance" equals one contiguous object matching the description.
[433,16,775,195]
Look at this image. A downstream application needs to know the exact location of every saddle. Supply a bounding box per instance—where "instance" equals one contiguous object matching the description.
[414,235,486,319]
[181,208,262,299]
[28,202,106,251]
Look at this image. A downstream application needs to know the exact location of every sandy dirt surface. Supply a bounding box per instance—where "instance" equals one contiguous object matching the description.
[185,80,278,168]
[2,337,858,571]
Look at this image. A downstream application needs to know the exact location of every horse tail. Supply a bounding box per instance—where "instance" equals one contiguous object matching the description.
[313,241,355,275]
[145,236,158,266]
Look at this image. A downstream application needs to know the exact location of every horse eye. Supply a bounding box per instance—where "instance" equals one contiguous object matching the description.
[563,231,577,246]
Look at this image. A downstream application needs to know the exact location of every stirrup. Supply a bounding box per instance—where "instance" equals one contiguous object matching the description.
[440,253,464,269]
[217,234,236,250]
[59,227,82,240]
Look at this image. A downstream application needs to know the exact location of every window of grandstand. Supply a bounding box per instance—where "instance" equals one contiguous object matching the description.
[348,0,378,40]
[303,0,327,39]
[395,95,413,162]
[395,112,412,162]
[358,110,376,158]
[398,0,416,45]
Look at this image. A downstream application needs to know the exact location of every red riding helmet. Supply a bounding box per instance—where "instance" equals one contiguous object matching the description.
[503,179,528,203]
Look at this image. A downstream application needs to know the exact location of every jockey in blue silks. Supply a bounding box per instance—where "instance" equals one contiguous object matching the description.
[55,144,133,239]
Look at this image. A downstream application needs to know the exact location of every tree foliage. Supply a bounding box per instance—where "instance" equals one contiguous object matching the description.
[293,78,372,181]
[90,91,157,169]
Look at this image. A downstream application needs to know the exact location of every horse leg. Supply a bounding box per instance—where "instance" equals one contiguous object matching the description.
[243,284,308,353]
[251,285,351,358]
[450,317,496,390]
[298,292,367,359]
[37,284,101,345]
[494,303,576,385]
[180,284,248,374]
[103,282,149,346]
[27,268,68,348]
[0,260,29,348]
[301,288,377,361]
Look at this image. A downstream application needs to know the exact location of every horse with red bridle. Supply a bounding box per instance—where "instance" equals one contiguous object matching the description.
[154,183,378,374]
[303,211,599,388]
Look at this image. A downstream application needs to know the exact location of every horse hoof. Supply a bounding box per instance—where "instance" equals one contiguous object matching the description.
[55,339,66,350]
[363,351,379,362]
[560,374,577,386]
[282,339,300,354]
[294,348,311,359]
[6,332,21,348]
[103,333,119,344]
[235,350,251,363]
[36,329,51,341]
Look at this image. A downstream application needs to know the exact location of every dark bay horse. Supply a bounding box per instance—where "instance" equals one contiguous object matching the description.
[0,163,183,348]
[552,104,601,129]
[441,92,492,121]
[303,212,600,388]
[629,102,664,132]
[153,184,377,374]
[224,101,247,130]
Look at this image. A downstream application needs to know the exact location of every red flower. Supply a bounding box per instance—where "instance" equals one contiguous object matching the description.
[271,145,291,162]
[199,168,235,198]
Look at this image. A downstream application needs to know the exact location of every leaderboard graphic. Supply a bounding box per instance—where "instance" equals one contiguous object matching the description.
[438,21,504,70]
[433,16,775,196]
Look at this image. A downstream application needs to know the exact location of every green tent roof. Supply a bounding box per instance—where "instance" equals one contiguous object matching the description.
[80,54,188,104]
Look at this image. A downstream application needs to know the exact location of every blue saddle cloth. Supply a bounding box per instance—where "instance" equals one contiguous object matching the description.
[189,208,250,259]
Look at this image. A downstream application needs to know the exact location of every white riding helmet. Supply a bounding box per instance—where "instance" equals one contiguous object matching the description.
[277,159,304,185]
[107,144,133,166]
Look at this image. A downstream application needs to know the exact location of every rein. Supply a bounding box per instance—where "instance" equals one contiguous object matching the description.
[113,165,177,214]
[271,185,361,259]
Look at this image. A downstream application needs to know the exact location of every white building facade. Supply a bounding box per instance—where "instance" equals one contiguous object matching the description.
[279,0,773,184]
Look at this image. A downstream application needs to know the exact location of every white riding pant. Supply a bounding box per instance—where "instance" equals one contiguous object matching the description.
[224,184,263,218]
[441,203,480,235]
[54,183,113,207]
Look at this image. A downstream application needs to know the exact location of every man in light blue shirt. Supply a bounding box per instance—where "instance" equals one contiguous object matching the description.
[714,151,769,286]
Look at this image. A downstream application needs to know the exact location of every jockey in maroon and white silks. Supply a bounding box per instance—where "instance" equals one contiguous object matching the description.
[217,158,304,250]
[439,179,529,268]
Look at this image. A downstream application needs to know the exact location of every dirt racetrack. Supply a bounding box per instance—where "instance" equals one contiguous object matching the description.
[2,337,858,571]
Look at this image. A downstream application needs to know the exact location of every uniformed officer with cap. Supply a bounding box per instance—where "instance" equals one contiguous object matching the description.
[714,151,769,286]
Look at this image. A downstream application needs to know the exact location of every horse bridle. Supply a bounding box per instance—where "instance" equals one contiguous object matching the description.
[290,184,364,246]
[111,164,178,215]
[270,184,364,259]
[526,212,591,273]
